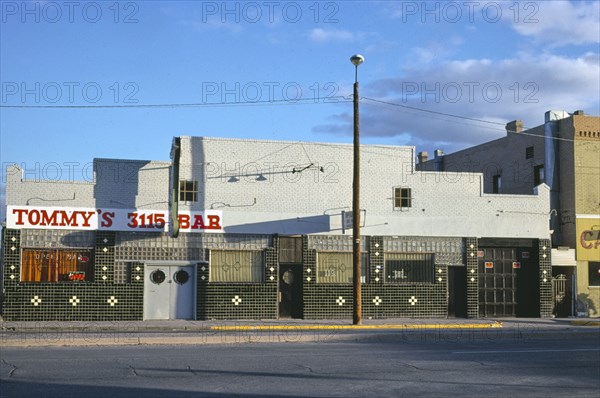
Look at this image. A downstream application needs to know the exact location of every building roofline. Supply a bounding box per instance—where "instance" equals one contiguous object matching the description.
[94,158,170,165]
[175,135,416,151]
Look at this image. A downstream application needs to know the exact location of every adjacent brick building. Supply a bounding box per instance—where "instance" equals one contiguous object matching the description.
[418,111,600,317]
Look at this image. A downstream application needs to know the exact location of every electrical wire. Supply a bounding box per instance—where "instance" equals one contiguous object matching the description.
[0,96,351,109]
[2,93,592,144]
[362,97,505,126]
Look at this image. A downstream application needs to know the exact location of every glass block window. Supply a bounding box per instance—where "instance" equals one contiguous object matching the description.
[317,252,369,283]
[21,249,95,282]
[179,180,198,202]
[385,252,434,283]
[210,250,264,282]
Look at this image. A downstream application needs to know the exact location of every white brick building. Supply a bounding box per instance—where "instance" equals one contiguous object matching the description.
[1,137,553,321]
[177,136,550,238]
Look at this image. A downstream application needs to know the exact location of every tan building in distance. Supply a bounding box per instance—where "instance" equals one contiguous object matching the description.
[418,111,600,317]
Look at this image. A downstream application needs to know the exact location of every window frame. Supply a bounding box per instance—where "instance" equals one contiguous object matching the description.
[179,180,198,202]
[384,252,435,284]
[393,187,412,210]
[20,248,95,283]
[316,251,369,284]
[525,146,534,159]
[209,249,264,283]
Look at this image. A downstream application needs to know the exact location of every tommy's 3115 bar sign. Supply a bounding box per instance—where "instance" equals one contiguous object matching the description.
[7,206,222,233]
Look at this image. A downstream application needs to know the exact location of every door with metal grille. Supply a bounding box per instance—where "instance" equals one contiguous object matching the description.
[479,248,517,317]
[552,268,574,317]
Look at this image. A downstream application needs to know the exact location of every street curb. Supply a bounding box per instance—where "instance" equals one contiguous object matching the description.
[569,320,600,327]
[210,322,503,331]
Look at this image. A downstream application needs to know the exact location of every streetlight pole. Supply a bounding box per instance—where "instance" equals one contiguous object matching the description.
[350,54,364,325]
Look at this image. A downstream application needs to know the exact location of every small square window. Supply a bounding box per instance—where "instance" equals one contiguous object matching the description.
[525,146,534,159]
[179,180,198,202]
[394,187,412,209]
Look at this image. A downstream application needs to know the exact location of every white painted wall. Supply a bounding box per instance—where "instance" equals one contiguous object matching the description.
[5,137,550,240]
[177,137,551,239]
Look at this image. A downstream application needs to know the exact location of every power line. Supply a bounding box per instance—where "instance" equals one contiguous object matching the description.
[362,97,506,126]
[362,99,508,133]
[361,97,580,143]
[0,93,509,128]
[0,96,351,109]
[1,93,587,144]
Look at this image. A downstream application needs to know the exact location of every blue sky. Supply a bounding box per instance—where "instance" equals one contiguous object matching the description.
[1,0,599,219]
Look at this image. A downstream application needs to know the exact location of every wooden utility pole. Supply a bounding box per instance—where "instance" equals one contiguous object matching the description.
[350,54,364,325]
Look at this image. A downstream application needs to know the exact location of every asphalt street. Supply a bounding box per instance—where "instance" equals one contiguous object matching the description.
[1,327,599,398]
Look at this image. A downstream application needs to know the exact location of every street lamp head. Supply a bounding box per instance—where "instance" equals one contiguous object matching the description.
[350,54,364,67]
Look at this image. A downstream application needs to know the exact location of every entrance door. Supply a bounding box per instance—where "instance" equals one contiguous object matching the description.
[448,266,467,318]
[479,248,517,317]
[552,266,575,317]
[515,248,540,317]
[478,247,539,317]
[279,264,303,318]
[144,263,197,320]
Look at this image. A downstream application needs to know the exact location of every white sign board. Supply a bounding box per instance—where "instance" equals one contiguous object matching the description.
[7,205,223,233]
[341,210,366,233]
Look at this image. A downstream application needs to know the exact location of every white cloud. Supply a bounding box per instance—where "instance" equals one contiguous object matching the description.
[506,1,600,47]
[313,52,600,153]
[308,28,355,43]
[407,37,463,66]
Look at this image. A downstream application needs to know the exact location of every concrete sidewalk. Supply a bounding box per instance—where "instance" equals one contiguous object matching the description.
[2,316,598,331]
[1,317,503,332]
[1,317,598,348]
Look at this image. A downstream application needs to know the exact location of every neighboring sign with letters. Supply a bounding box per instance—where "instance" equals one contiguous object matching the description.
[576,218,600,261]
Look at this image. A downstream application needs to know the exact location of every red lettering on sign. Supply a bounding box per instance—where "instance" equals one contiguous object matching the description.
[178,214,190,229]
[40,210,58,226]
[192,215,205,229]
[9,207,221,233]
[101,211,114,228]
[580,230,600,249]
[207,215,221,230]
[28,210,41,225]
[80,211,95,227]
[12,209,27,225]
[59,211,77,227]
